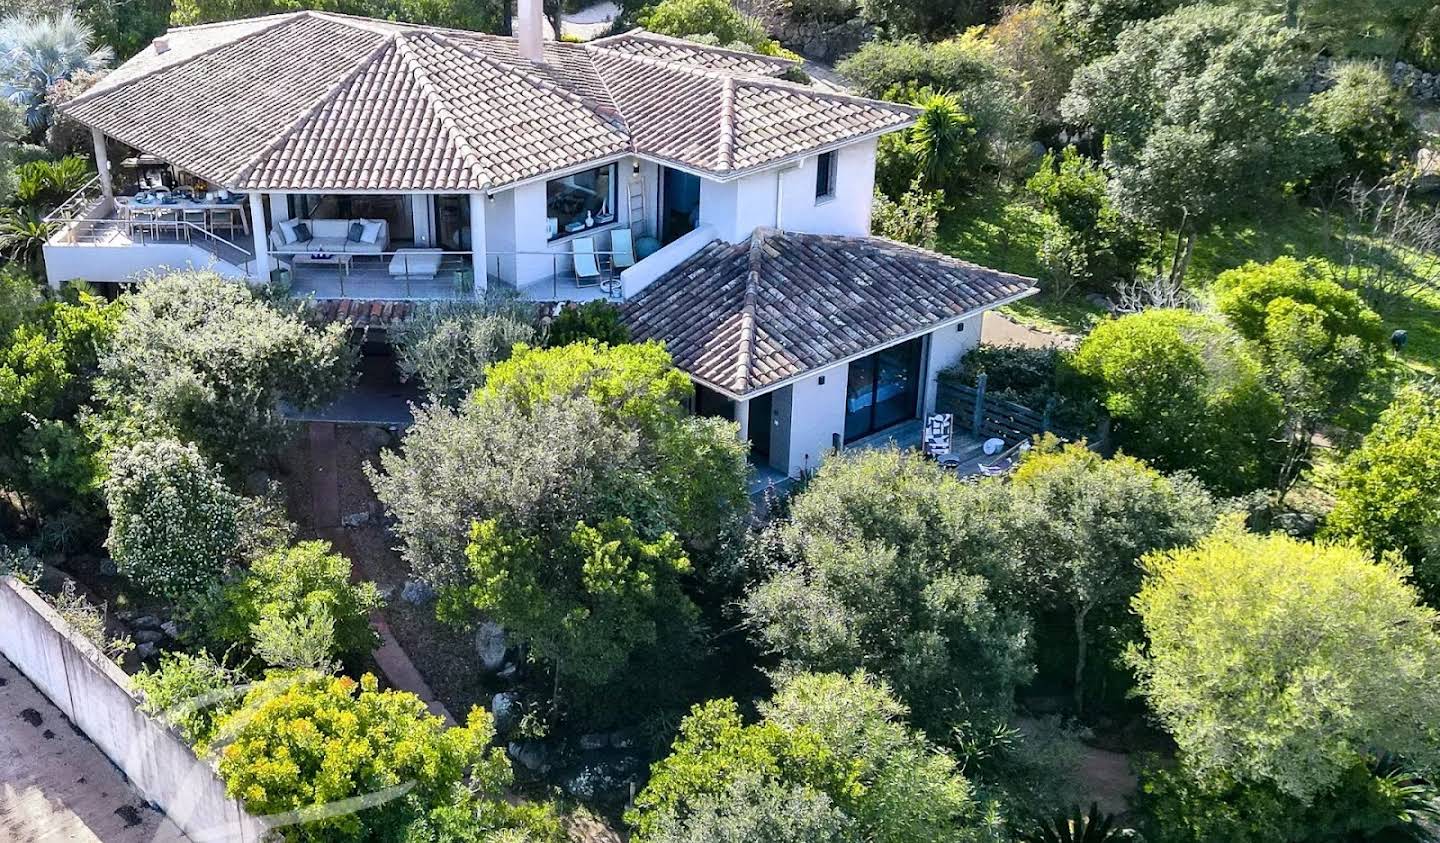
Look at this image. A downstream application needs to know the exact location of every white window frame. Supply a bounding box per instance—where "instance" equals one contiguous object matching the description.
[545,163,619,242]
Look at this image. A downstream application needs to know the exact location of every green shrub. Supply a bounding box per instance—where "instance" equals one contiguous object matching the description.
[134,650,242,749]
[389,302,534,406]
[639,0,789,55]
[104,438,242,606]
[544,300,630,348]
[871,179,942,248]
[1070,309,1283,495]
[221,540,381,666]
[1306,62,1417,183]
[1026,147,1150,297]
[12,155,92,212]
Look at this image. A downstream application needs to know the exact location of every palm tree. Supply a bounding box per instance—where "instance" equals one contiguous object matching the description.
[0,10,113,133]
[909,92,975,192]
[1017,803,1134,843]
[0,208,58,278]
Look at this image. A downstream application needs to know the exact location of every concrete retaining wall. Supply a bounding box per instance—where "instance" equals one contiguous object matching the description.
[0,576,269,843]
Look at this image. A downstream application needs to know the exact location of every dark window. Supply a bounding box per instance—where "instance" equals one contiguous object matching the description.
[844,338,923,443]
[815,151,837,201]
[546,164,617,240]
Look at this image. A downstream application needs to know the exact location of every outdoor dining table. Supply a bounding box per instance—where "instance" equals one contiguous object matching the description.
[118,195,251,237]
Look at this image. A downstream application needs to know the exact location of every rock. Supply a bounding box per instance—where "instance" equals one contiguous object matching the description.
[160,620,181,640]
[1084,292,1111,312]
[115,610,135,623]
[474,621,508,673]
[608,731,636,751]
[135,642,158,660]
[491,691,519,734]
[99,557,118,577]
[133,630,164,644]
[132,615,162,631]
[341,511,370,528]
[578,733,609,751]
[562,754,642,803]
[244,470,272,497]
[507,741,548,774]
[495,663,519,683]
[400,580,435,606]
[1274,511,1319,539]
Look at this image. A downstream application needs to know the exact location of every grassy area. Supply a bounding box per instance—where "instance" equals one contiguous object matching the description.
[935,182,1440,373]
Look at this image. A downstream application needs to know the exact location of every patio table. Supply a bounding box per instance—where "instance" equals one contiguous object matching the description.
[118,196,250,236]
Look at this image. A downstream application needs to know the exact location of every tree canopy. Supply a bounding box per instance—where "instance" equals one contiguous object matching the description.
[1129,526,1440,802]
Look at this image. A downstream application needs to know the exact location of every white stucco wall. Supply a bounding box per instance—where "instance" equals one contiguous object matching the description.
[779,139,877,237]
[44,243,250,286]
[783,361,850,476]
[923,314,983,415]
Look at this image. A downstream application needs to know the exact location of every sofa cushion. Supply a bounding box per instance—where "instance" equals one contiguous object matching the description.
[348,222,365,243]
[360,220,383,244]
[292,223,312,243]
[309,219,351,239]
[277,218,306,244]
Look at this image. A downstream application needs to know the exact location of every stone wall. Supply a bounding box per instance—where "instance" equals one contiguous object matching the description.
[1307,57,1440,103]
[0,576,269,843]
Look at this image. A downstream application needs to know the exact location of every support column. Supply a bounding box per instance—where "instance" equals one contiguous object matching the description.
[248,192,270,281]
[469,192,488,294]
[90,127,112,203]
[734,398,750,442]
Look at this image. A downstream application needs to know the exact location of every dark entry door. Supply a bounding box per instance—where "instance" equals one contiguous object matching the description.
[844,338,923,443]
[748,390,773,459]
[659,167,701,245]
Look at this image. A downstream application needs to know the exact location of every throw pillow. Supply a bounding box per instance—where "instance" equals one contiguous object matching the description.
[348,222,365,243]
[360,220,383,244]
[292,223,312,243]
[278,219,302,244]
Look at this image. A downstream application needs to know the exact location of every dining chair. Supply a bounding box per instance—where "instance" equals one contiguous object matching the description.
[181,207,208,243]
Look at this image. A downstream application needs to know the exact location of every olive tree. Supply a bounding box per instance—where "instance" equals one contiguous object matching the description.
[97,272,354,472]
[744,449,1032,737]
[1062,6,1315,284]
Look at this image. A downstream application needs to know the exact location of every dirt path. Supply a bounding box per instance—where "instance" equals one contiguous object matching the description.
[0,656,188,843]
[307,423,455,725]
[983,310,1079,350]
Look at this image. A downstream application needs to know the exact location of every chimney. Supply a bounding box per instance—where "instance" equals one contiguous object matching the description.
[517,0,543,63]
[152,36,170,54]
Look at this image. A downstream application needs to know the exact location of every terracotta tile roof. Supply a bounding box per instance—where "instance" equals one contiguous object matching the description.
[63,12,915,191]
[622,229,1039,397]
[589,29,799,78]
[313,298,414,327]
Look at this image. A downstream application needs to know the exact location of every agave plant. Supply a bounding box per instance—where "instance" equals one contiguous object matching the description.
[14,155,93,210]
[1017,803,1134,843]
[0,10,113,131]
[1371,755,1440,842]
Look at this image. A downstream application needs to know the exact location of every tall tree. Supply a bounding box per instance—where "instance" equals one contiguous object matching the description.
[1062,6,1315,284]
[0,9,113,134]
[1009,442,1219,714]
[1129,526,1440,803]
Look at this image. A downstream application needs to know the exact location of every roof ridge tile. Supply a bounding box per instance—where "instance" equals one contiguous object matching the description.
[230,31,403,186]
[391,32,494,188]
[717,76,736,172]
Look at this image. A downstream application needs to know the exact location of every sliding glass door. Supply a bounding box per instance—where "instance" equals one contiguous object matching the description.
[844,338,923,443]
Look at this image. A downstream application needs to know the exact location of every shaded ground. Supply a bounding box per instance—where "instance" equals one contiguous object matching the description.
[0,655,187,843]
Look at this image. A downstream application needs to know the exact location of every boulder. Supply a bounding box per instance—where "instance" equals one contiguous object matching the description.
[491,691,519,735]
[341,511,370,528]
[507,741,549,774]
[133,630,164,644]
[578,733,609,751]
[135,642,158,660]
[475,621,509,673]
[400,580,435,606]
[496,663,519,683]
[1274,511,1319,539]
[132,615,162,631]
[160,620,181,640]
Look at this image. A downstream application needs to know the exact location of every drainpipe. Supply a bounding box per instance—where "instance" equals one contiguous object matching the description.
[735,398,750,442]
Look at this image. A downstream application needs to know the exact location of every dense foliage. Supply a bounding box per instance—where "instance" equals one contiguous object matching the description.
[1306,62,1416,184]
[1026,147,1149,297]
[134,650,243,749]
[0,10,113,134]
[544,300,631,348]
[639,0,790,55]
[389,302,534,406]
[168,0,503,32]
[871,179,942,248]
[103,438,242,606]
[1071,309,1282,494]
[216,673,559,842]
[96,272,354,473]
[630,671,983,843]
[745,449,1031,736]
[1130,527,1440,803]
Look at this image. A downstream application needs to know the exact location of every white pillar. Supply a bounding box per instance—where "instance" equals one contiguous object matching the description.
[248,192,270,280]
[90,127,113,203]
[411,195,433,246]
[469,192,488,294]
[735,398,750,442]
[268,193,291,224]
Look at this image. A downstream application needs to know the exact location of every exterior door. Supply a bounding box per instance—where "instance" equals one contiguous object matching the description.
[844,338,923,443]
[659,167,701,245]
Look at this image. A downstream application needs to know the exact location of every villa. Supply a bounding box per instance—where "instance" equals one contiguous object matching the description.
[43,1,1038,478]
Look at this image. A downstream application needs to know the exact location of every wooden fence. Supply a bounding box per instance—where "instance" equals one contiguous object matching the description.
[936,374,1102,446]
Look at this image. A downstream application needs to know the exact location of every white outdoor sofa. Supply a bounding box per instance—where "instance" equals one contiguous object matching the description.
[269,218,390,256]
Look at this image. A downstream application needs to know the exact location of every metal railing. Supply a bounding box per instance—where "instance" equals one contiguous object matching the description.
[40,175,106,225]
[53,215,256,276]
[484,249,631,301]
[278,249,477,300]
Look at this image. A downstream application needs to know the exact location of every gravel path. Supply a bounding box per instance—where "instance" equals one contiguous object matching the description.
[0,655,187,842]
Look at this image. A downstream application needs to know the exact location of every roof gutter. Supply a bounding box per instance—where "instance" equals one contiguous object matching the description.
[690,285,1042,403]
